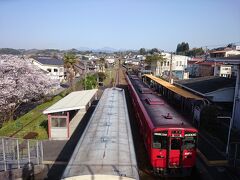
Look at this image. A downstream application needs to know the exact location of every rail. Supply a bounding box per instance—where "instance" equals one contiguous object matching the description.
[114,65,127,87]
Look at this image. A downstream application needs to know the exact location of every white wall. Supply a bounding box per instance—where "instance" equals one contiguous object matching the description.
[225,50,240,57]
[32,60,64,82]
[51,128,68,140]
[154,52,189,77]
[106,58,115,64]
[220,66,231,77]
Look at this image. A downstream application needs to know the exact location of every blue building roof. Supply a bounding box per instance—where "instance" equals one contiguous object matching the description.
[35,57,64,66]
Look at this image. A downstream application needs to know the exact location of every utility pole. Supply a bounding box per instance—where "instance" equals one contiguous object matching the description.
[205,46,208,61]
[84,62,87,90]
[169,52,173,84]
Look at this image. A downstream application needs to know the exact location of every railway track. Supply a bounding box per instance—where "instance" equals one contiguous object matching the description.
[115,66,127,86]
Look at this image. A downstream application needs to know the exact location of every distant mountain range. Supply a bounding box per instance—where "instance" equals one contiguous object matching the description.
[78,47,117,53]
[78,47,138,53]
[0,47,138,55]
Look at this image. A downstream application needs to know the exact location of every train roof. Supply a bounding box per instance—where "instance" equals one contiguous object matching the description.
[62,88,138,180]
[128,75,193,129]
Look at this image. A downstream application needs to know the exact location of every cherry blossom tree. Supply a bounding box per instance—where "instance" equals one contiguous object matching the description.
[0,55,58,124]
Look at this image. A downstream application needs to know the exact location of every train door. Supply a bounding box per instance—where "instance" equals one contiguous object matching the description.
[168,137,182,168]
[152,132,168,168]
[182,132,197,167]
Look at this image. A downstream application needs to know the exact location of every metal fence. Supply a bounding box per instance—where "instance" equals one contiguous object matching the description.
[0,137,43,171]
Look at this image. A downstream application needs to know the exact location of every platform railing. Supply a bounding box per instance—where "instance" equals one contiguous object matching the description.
[0,137,43,171]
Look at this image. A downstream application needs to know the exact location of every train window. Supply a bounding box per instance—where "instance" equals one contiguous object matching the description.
[153,133,167,149]
[183,137,196,150]
[171,138,181,150]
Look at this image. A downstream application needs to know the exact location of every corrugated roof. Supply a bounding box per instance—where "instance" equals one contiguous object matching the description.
[43,89,98,114]
[62,88,138,179]
[144,74,203,100]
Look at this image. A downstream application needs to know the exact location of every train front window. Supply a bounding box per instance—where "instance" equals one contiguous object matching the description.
[171,138,181,150]
[183,137,196,150]
[153,132,167,149]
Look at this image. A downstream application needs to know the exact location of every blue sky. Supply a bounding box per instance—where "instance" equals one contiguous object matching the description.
[0,0,240,51]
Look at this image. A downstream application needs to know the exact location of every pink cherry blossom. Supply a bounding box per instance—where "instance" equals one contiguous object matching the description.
[0,55,59,123]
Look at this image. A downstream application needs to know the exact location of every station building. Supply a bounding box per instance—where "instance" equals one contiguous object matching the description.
[43,89,98,140]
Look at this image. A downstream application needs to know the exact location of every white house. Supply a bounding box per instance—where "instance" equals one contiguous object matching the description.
[152,52,190,79]
[214,64,232,78]
[105,58,115,64]
[124,58,140,66]
[31,57,64,82]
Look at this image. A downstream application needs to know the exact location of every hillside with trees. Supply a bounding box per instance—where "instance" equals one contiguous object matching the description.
[0,48,21,55]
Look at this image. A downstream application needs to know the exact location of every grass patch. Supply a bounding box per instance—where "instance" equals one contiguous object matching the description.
[104,68,116,86]
[0,95,63,140]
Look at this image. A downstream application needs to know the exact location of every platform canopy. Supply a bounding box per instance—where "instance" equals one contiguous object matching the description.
[144,74,203,100]
[43,89,98,114]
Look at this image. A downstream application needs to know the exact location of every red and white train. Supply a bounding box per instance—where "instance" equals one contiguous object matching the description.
[126,74,198,176]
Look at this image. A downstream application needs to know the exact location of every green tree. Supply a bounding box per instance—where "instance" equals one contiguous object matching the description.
[145,54,166,75]
[187,47,205,57]
[145,54,165,64]
[96,72,106,82]
[63,53,77,88]
[98,57,105,72]
[149,48,160,54]
[176,42,189,55]
[83,75,97,90]
[139,48,146,55]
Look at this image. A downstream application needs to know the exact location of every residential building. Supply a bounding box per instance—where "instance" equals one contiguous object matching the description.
[31,56,64,82]
[186,58,202,77]
[151,52,190,80]
[214,65,232,77]
[209,48,240,58]
[105,57,115,64]
[187,58,234,78]
[124,58,140,66]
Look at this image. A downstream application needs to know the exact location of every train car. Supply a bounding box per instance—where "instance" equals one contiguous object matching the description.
[126,74,198,176]
[62,87,139,180]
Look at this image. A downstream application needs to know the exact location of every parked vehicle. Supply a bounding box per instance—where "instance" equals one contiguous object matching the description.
[126,74,198,177]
